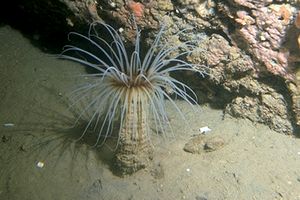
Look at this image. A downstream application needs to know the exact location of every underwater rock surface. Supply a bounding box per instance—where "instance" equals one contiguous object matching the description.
[2,25,300,200]
[1,0,299,134]
[184,135,225,154]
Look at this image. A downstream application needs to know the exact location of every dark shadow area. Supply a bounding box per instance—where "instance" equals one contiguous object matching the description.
[0,83,118,188]
[172,70,233,109]
[0,0,73,53]
[282,23,300,137]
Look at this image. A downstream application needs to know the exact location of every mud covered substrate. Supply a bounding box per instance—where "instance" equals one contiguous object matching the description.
[1,25,300,200]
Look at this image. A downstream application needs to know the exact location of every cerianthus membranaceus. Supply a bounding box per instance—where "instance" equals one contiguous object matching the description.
[60,21,207,175]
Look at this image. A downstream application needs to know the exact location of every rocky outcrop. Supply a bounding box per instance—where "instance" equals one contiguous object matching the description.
[2,0,299,134]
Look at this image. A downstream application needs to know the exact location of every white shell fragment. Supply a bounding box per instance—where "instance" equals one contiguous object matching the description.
[110,2,116,8]
[199,126,211,134]
[118,27,124,33]
[36,161,44,168]
[3,123,15,127]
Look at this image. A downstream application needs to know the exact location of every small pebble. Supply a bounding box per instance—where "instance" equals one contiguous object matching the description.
[2,135,10,143]
[118,27,124,33]
[19,145,26,152]
[37,161,44,168]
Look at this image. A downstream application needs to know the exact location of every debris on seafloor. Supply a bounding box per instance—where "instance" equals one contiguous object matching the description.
[36,161,45,168]
[3,123,15,127]
[199,126,211,134]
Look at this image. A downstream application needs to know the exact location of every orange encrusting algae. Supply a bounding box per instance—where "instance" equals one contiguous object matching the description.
[128,1,144,18]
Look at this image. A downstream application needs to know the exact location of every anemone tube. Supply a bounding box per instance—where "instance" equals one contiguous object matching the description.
[59,21,207,175]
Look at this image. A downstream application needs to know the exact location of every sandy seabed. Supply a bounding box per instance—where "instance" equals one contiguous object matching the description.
[1,25,300,200]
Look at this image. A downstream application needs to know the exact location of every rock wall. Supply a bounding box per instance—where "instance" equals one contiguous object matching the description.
[216,0,300,134]
[1,0,299,134]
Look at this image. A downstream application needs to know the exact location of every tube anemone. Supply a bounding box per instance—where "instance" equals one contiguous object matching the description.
[59,21,207,175]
